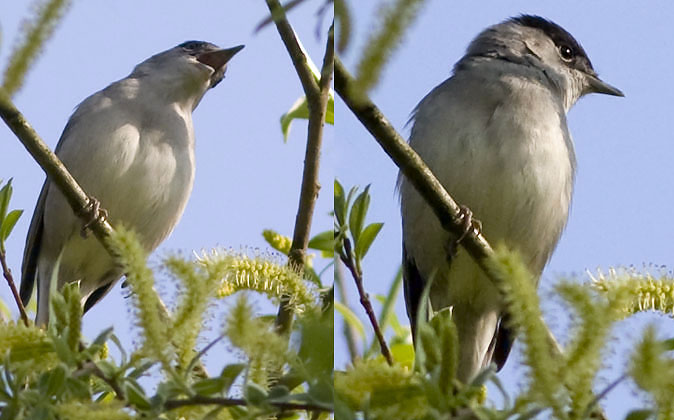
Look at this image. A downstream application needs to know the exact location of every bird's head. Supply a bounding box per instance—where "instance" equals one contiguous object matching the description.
[463,15,623,110]
[131,41,244,109]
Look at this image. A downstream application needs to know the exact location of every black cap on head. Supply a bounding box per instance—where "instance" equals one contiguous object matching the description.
[511,15,595,74]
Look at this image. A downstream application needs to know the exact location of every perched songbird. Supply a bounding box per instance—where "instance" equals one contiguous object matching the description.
[399,15,623,382]
[21,41,244,325]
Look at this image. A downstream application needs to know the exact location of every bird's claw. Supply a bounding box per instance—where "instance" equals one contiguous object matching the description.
[79,197,108,238]
[445,205,482,261]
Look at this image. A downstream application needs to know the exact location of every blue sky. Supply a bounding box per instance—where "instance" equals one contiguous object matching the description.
[3,0,674,417]
[0,1,333,379]
[337,1,674,418]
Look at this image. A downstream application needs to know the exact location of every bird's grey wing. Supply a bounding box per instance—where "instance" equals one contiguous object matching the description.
[403,244,436,342]
[19,104,85,306]
[490,314,514,371]
[20,182,49,305]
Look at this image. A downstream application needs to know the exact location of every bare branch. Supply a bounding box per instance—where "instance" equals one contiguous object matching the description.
[264,1,333,335]
[264,0,321,103]
[339,239,393,366]
[334,58,496,279]
[0,89,114,249]
[0,249,29,325]
[164,395,330,413]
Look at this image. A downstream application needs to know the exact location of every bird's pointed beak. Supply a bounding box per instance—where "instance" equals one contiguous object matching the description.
[197,45,245,70]
[587,75,624,97]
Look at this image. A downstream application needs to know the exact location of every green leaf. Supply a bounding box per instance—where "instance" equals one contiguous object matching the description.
[51,332,75,366]
[91,327,114,347]
[348,185,371,243]
[625,409,655,420]
[390,342,414,368]
[267,385,290,400]
[279,92,335,142]
[280,96,309,142]
[124,379,152,410]
[297,310,334,382]
[0,400,18,420]
[308,230,334,255]
[307,380,334,405]
[45,364,67,397]
[66,377,92,400]
[335,301,366,343]
[96,360,117,379]
[660,338,674,351]
[279,37,335,141]
[470,364,495,387]
[245,382,268,406]
[0,210,22,244]
[0,179,12,222]
[354,222,383,260]
[431,310,459,394]
[378,267,402,333]
[0,300,10,322]
[192,377,226,396]
[334,180,346,226]
[220,363,245,394]
[334,394,357,420]
[326,94,334,125]
[128,360,155,380]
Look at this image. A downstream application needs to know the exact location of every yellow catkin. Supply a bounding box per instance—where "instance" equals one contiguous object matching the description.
[336,359,426,419]
[590,267,674,316]
[198,249,315,311]
[262,229,292,255]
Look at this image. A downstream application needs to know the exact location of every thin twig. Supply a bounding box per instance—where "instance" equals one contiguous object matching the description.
[264,0,333,335]
[254,0,308,33]
[186,333,225,376]
[340,239,393,366]
[0,250,29,325]
[582,374,627,418]
[164,395,331,412]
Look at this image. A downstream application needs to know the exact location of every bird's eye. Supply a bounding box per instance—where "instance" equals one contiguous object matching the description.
[559,45,574,62]
[179,41,205,54]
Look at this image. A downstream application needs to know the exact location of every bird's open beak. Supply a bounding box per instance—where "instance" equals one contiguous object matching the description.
[587,75,624,97]
[197,45,245,71]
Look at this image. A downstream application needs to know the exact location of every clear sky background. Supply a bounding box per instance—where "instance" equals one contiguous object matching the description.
[0,0,333,383]
[337,1,674,418]
[3,0,674,418]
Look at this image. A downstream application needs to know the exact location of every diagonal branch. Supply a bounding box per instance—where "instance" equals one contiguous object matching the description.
[0,89,114,248]
[265,1,333,335]
[0,90,188,357]
[334,58,496,277]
